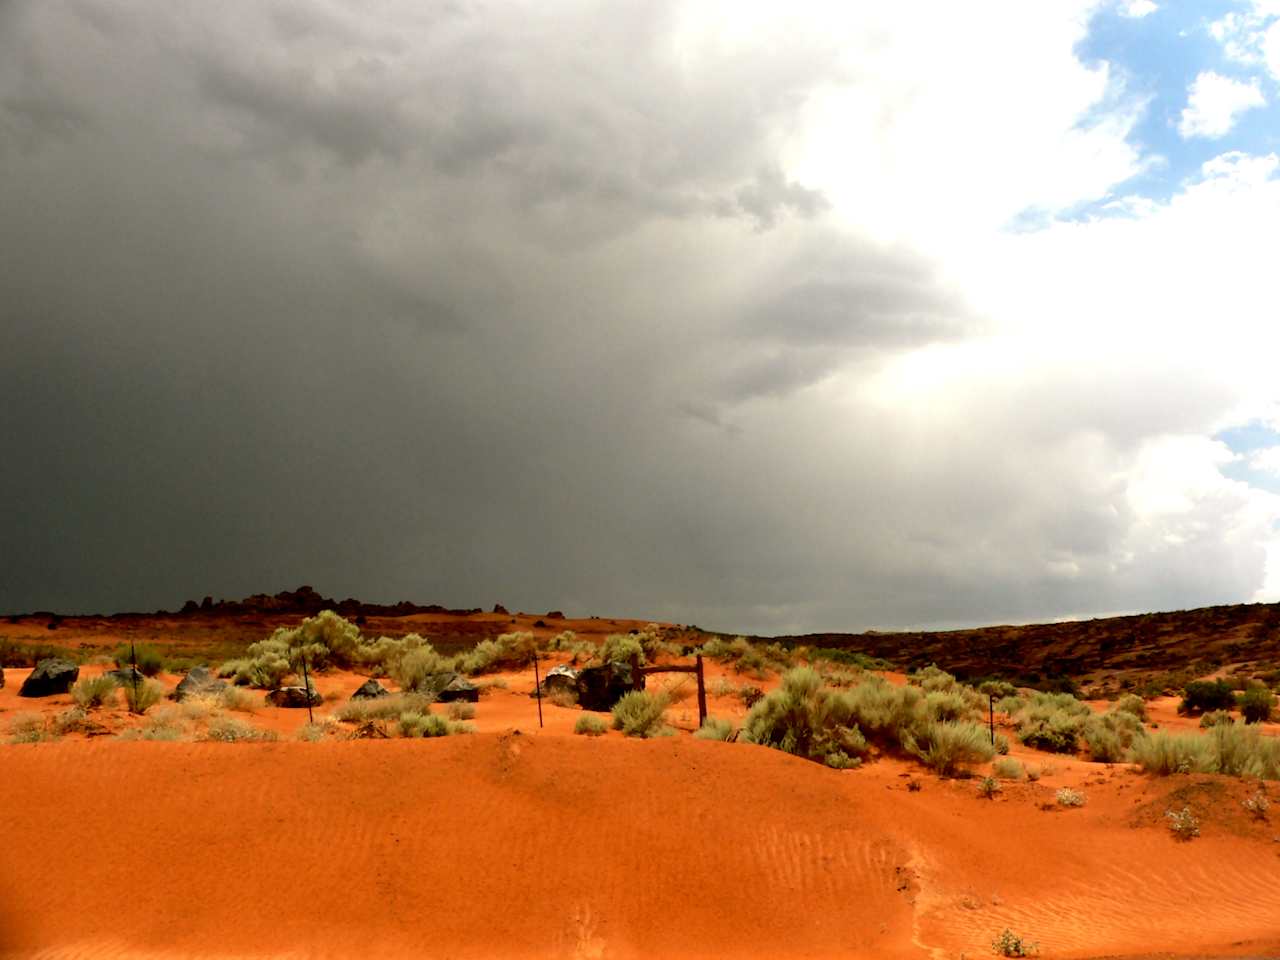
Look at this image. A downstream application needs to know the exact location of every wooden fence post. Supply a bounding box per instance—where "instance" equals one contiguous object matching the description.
[695,655,707,728]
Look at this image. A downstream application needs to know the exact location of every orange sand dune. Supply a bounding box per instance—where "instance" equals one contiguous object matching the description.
[3,736,1280,960]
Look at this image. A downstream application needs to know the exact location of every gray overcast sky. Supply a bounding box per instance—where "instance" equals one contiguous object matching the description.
[3,1,1279,633]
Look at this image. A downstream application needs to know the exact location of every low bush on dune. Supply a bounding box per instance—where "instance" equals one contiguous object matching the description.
[992,928,1039,957]
[1243,790,1270,820]
[977,776,1001,799]
[1133,723,1280,779]
[992,757,1024,780]
[71,675,118,710]
[611,690,672,738]
[1013,692,1090,754]
[335,693,434,724]
[1055,787,1085,807]
[915,721,996,777]
[809,648,892,671]
[219,686,258,712]
[599,632,646,667]
[295,720,339,742]
[201,716,278,742]
[698,635,793,677]
[392,645,457,691]
[1179,679,1235,716]
[574,714,608,737]
[112,644,165,677]
[693,716,734,741]
[1199,709,1233,729]
[447,701,476,721]
[1237,684,1276,724]
[124,678,165,714]
[1113,693,1147,721]
[741,667,869,766]
[397,711,470,738]
[457,631,537,675]
[8,713,55,743]
[1165,806,1200,840]
[1081,708,1146,763]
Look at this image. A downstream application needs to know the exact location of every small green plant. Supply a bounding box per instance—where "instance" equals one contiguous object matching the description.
[611,690,671,738]
[296,720,337,742]
[1055,787,1085,807]
[917,721,996,777]
[1243,789,1270,820]
[1199,709,1234,729]
[123,678,165,714]
[991,928,1038,957]
[1165,805,1200,840]
[1179,679,1235,715]
[71,674,119,710]
[574,714,608,737]
[1238,684,1276,724]
[8,714,56,744]
[977,776,1001,799]
[113,644,165,677]
[1024,763,1042,782]
[1114,693,1147,720]
[202,716,278,742]
[693,716,734,741]
[335,693,434,724]
[219,686,258,712]
[447,701,476,721]
[992,757,1024,780]
[398,711,451,738]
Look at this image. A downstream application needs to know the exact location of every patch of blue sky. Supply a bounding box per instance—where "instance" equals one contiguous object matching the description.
[1217,421,1280,493]
[1013,2,1280,228]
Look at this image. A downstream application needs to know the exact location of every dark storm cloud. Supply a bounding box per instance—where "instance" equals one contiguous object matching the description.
[1,1,1271,632]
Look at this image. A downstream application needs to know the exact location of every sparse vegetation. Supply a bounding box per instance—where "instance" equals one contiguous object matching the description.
[71,674,118,710]
[992,757,1024,780]
[693,716,734,741]
[447,701,476,721]
[1199,709,1234,729]
[992,928,1038,957]
[977,776,1001,799]
[1014,692,1090,753]
[1055,787,1085,807]
[113,644,165,677]
[202,716,278,742]
[1133,723,1280,779]
[574,714,608,737]
[1113,693,1147,721]
[335,692,435,724]
[611,690,672,738]
[124,678,165,714]
[8,713,56,744]
[1165,805,1200,840]
[1238,683,1276,724]
[1179,679,1236,716]
[1243,789,1270,820]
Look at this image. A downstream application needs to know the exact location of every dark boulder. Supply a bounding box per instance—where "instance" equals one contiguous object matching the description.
[0,664,5,689]
[545,610,565,620]
[18,657,79,697]
[351,679,390,700]
[436,675,479,703]
[266,686,323,708]
[174,666,226,702]
[575,661,640,711]
[493,604,509,615]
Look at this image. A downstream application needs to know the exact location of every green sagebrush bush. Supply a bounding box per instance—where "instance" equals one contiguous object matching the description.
[1081,708,1146,763]
[1133,722,1280,779]
[71,674,118,710]
[574,714,608,737]
[124,678,166,714]
[1113,693,1147,721]
[1238,684,1276,724]
[693,716,734,741]
[113,644,165,677]
[741,667,868,765]
[1014,692,1090,753]
[611,690,671,738]
[1179,679,1235,715]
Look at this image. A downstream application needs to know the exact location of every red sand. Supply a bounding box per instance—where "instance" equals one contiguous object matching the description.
[3,735,1280,960]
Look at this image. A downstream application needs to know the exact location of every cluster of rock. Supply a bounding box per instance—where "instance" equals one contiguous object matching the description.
[174,585,482,620]
[528,662,641,711]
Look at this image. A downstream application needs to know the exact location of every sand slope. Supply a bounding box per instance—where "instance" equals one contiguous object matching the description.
[2,737,1279,960]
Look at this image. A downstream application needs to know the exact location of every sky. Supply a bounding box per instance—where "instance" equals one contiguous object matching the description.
[2,0,1279,634]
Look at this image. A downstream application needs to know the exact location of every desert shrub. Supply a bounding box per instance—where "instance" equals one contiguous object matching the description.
[1243,790,1270,820]
[1055,787,1085,807]
[71,675,118,710]
[1132,731,1216,775]
[113,644,165,677]
[574,714,607,737]
[824,750,861,769]
[916,721,996,776]
[547,630,578,651]
[1114,693,1147,721]
[994,695,1024,715]
[1082,709,1145,763]
[699,635,747,662]
[1024,763,1042,781]
[912,664,962,693]
[977,776,1001,799]
[51,707,91,735]
[1209,722,1280,779]
[992,928,1038,957]
[459,632,536,675]
[219,686,258,713]
[123,678,165,714]
[924,690,979,723]
[118,714,186,741]
[1179,679,1236,715]
[817,667,865,688]
[202,716,277,742]
[710,677,739,698]
[1238,684,1276,724]
[335,693,434,724]
[447,701,476,721]
[993,757,1024,780]
[693,716,734,741]
[1014,693,1090,753]
[1199,709,1234,729]
[1165,806,1200,840]
[611,690,671,738]
[843,677,929,746]
[398,711,451,738]
[739,685,765,708]
[391,645,457,691]
[295,721,337,742]
[599,633,646,666]
[742,667,868,765]
[993,732,1010,755]
[978,679,1019,699]
[809,648,892,671]
[8,713,55,744]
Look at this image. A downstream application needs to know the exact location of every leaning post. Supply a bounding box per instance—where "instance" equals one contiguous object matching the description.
[128,640,142,713]
[988,693,995,746]
[299,649,315,726]
[532,649,544,729]
[695,654,707,728]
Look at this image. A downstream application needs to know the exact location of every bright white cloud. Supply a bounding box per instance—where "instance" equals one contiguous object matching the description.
[1120,0,1158,18]
[1178,71,1266,139]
